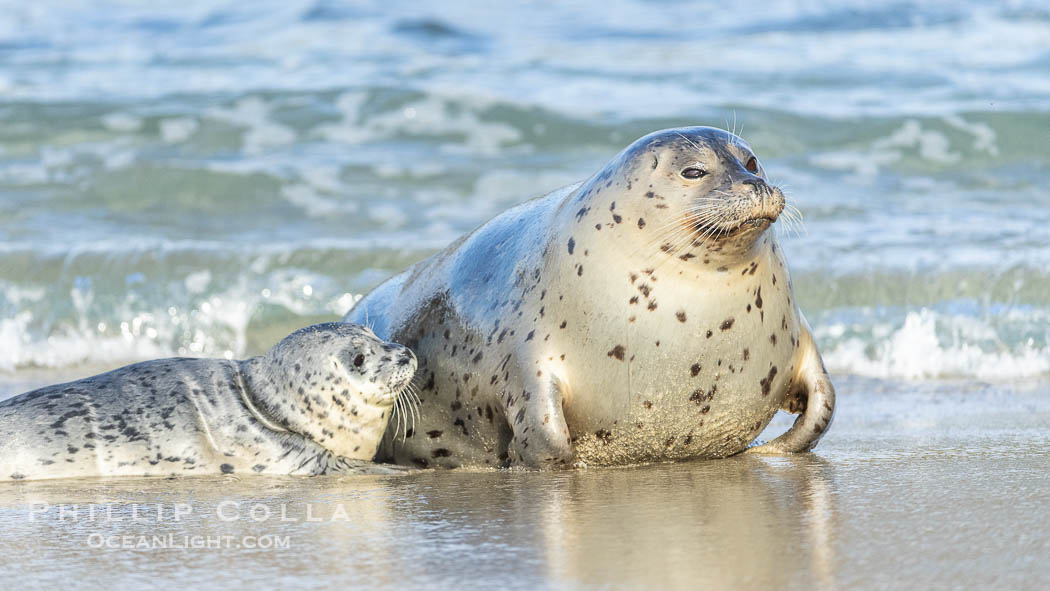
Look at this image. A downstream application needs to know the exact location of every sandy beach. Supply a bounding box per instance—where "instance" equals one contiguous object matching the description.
[1,375,1046,590]
[2,2,1049,588]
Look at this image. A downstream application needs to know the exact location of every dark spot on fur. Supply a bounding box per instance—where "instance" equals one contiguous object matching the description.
[454,418,468,436]
[690,363,701,377]
[607,345,626,361]
[220,464,234,474]
[432,448,452,458]
[690,384,716,406]
[567,237,575,255]
[720,318,735,331]
[676,310,687,322]
[760,366,779,396]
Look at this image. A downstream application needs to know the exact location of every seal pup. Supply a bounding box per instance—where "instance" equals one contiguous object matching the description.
[347,126,835,469]
[0,322,417,481]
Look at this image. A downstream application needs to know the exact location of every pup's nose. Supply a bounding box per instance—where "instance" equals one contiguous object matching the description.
[396,348,417,370]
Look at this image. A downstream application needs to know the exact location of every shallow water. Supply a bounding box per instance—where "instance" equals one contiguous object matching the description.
[1,377,1047,590]
[2,2,1050,588]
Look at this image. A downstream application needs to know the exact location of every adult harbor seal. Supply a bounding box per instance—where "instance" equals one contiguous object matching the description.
[346,126,835,469]
[0,323,417,481]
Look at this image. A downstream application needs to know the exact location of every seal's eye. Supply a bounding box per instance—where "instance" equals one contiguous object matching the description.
[353,354,365,367]
[681,167,707,179]
[745,157,759,173]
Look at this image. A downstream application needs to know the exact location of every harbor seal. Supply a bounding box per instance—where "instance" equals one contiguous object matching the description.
[346,126,835,469]
[0,322,417,481]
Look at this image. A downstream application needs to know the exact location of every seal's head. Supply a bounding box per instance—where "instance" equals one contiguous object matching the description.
[269,322,417,404]
[255,322,417,459]
[585,126,787,262]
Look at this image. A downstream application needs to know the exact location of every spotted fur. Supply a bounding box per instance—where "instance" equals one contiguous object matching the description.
[347,127,835,469]
[0,323,416,481]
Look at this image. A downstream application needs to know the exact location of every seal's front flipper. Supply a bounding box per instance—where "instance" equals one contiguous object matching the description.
[325,454,415,475]
[505,374,575,469]
[747,319,835,454]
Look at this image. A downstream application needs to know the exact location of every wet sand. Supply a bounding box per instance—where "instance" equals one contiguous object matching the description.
[0,375,1047,590]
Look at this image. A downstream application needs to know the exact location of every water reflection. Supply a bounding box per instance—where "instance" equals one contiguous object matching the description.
[532,455,837,589]
[0,456,837,589]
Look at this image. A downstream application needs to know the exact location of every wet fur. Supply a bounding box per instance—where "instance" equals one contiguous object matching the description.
[0,322,416,481]
[347,127,835,469]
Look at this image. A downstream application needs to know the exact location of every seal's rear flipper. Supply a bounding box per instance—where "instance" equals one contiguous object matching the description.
[746,321,835,454]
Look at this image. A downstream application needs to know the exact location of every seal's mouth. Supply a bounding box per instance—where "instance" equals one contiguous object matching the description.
[693,215,776,237]
[742,216,776,228]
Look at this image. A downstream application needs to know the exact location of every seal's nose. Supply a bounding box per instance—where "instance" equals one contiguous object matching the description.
[742,178,784,222]
[390,348,418,394]
[395,346,416,368]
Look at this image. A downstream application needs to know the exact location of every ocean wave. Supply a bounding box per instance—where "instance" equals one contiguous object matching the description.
[817,308,1050,380]
[0,241,434,373]
[2,248,1047,380]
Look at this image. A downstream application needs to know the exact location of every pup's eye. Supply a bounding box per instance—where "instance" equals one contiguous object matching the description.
[353,354,365,367]
[681,167,707,179]
[745,157,759,173]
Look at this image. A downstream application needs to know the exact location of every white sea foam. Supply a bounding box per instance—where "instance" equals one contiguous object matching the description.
[818,309,1050,380]
[0,268,370,374]
[316,93,523,155]
[159,117,200,143]
[0,310,171,373]
[101,112,142,132]
[810,119,976,180]
[206,97,296,155]
[280,184,358,217]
